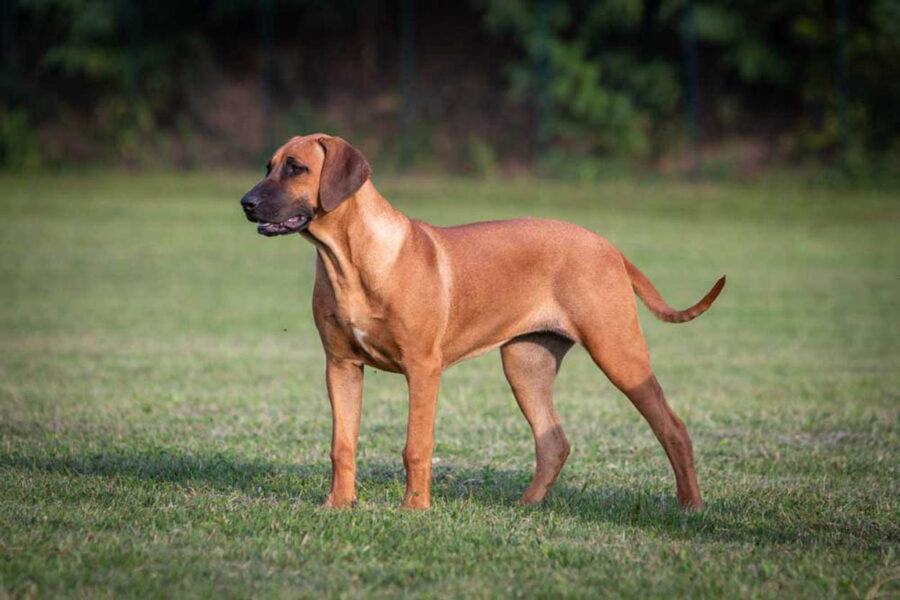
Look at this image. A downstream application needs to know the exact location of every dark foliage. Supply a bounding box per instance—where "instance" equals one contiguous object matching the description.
[1,0,898,174]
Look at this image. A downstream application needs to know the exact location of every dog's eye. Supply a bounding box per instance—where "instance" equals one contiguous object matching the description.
[288,163,309,177]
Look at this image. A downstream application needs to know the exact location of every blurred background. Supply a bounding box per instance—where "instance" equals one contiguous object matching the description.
[3,0,900,180]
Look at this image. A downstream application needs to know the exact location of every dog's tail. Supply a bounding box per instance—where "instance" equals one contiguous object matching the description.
[623,256,725,324]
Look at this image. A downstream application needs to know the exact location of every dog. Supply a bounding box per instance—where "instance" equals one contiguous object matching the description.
[240,134,724,511]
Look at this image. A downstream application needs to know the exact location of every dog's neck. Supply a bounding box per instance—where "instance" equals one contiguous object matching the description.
[304,180,411,297]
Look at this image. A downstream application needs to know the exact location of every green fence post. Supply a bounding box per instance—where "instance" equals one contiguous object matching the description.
[835,0,849,175]
[534,0,552,162]
[400,0,416,171]
[260,0,275,162]
[682,0,700,176]
[2,0,16,112]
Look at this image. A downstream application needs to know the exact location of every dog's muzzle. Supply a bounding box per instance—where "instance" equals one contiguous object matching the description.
[240,192,311,236]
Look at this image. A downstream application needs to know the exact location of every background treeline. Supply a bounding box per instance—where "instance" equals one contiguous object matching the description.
[3,0,899,177]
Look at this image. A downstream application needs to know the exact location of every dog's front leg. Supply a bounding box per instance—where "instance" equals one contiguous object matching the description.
[401,362,442,509]
[324,357,364,508]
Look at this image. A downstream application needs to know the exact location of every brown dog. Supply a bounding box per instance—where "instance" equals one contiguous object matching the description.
[240,134,724,511]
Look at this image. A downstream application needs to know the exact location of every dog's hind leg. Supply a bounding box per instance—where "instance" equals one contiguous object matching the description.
[620,374,702,510]
[501,332,574,505]
[575,284,703,510]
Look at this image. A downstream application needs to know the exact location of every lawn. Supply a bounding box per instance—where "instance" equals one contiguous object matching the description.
[0,171,897,598]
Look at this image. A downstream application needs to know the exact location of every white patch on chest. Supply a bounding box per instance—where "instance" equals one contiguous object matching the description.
[353,327,373,355]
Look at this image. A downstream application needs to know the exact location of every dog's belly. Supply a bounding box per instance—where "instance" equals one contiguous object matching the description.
[441,306,573,367]
[432,218,602,366]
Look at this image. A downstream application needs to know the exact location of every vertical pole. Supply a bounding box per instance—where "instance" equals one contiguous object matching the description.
[682,0,700,175]
[122,0,141,163]
[2,0,16,112]
[400,0,416,171]
[360,0,379,91]
[260,0,275,161]
[534,0,551,161]
[835,0,849,174]
[126,0,140,98]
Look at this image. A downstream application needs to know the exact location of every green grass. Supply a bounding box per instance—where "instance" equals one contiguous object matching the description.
[0,171,897,598]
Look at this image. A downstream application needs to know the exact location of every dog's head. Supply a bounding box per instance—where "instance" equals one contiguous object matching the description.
[240,134,371,236]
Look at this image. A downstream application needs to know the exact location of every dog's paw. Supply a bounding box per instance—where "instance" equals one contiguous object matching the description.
[323,495,357,509]
[677,497,703,512]
[517,494,543,506]
[400,493,431,510]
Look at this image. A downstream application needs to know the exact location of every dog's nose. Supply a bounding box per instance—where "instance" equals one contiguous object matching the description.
[241,194,260,211]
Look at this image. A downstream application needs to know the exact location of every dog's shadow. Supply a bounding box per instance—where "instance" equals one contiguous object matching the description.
[1,449,883,552]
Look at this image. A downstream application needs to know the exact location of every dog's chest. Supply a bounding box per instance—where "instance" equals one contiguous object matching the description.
[345,317,401,370]
[313,263,405,371]
[325,303,402,371]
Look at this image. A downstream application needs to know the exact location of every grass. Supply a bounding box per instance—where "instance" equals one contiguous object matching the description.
[0,171,897,598]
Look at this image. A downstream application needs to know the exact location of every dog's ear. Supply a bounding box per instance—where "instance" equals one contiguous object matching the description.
[317,136,371,212]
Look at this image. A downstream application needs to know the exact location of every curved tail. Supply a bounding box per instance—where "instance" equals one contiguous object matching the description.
[623,256,725,323]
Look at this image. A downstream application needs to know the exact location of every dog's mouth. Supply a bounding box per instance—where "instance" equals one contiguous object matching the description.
[256,214,310,236]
